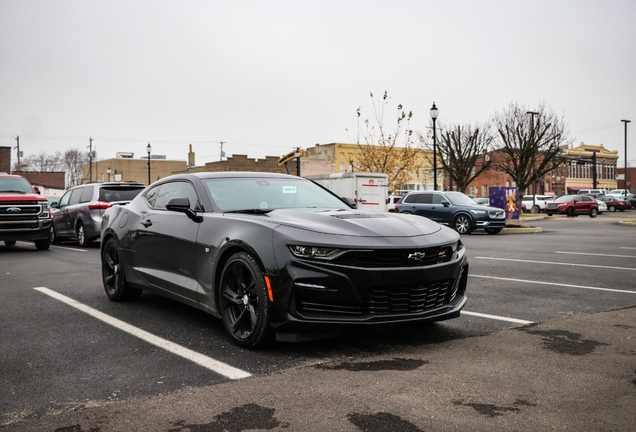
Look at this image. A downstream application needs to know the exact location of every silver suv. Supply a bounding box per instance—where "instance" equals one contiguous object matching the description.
[51,181,145,246]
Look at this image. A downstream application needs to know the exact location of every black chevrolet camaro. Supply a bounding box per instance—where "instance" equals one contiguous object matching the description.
[100,172,468,348]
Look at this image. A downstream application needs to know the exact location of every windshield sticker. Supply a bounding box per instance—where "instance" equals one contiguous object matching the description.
[260,201,269,209]
[282,186,297,194]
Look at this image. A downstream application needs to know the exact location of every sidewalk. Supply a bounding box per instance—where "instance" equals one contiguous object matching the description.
[3,306,635,432]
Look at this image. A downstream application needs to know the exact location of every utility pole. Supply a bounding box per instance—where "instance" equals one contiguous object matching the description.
[622,120,631,192]
[220,141,225,161]
[526,111,539,196]
[88,138,93,183]
[15,135,21,171]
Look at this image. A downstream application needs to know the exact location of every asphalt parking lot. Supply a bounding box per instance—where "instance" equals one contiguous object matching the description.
[1,211,635,431]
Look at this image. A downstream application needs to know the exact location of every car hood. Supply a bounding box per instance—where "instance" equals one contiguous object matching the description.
[0,192,46,202]
[228,208,443,237]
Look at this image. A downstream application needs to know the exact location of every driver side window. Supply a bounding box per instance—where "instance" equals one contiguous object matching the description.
[152,181,200,210]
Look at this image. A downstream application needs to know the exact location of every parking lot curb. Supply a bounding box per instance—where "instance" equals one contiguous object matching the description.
[618,220,636,226]
[501,226,542,234]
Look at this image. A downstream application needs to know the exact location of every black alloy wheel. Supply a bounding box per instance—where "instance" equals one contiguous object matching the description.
[219,252,273,349]
[102,238,142,301]
[454,215,473,235]
[485,227,503,234]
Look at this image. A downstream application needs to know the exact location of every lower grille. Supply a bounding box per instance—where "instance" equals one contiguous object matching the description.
[368,281,456,314]
[297,279,458,317]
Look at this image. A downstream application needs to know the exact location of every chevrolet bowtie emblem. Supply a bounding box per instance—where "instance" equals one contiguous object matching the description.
[407,252,426,260]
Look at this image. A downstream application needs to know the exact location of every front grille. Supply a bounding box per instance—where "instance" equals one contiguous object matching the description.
[297,279,458,317]
[330,246,455,268]
[488,210,505,219]
[367,280,456,314]
[0,204,42,216]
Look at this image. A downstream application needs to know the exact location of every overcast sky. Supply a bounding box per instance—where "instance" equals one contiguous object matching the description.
[1,0,635,168]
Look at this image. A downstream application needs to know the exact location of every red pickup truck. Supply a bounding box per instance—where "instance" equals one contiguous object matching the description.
[0,173,52,250]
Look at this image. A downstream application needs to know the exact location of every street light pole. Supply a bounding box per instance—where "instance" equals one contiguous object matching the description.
[430,103,439,191]
[526,111,538,195]
[622,119,631,192]
[146,143,152,186]
[295,148,301,177]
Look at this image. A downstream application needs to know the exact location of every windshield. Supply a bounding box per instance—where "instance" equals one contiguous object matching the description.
[0,177,34,193]
[203,177,349,212]
[554,195,576,202]
[445,192,479,205]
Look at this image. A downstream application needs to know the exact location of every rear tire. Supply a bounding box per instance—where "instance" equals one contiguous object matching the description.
[454,215,473,235]
[50,226,61,244]
[609,205,616,212]
[102,238,142,301]
[77,223,91,247]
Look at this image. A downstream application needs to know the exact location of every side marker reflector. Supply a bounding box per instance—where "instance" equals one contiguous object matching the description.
[264,276,273,301]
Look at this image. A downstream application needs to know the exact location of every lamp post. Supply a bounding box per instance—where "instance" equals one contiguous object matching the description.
[107,166,111,182]
[146,143,152,186]
[622,120,631,192]
[430,102,439,190]
[295,148,301,176]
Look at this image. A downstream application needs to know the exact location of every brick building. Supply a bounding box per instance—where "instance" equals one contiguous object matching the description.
[617,167,635,193]
[204,154,296,174]
[0,146,11,173]
[83,153,187,186]
[12,171,66,195]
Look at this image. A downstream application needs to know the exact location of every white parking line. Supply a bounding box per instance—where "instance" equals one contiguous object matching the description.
[17,241,87,252]
[475,256,636,271]
[556,251,636,259]
[461,311,534,325]
[470,274,636,295]
[34,287,252,380]
[621,247,636,250]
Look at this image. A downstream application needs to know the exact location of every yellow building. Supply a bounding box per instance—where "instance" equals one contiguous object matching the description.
[83,152,187,186]
[562,143,618,192]
[303,143,435,194]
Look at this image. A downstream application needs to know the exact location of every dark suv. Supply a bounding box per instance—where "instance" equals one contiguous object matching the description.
[395,191,506,234]
[51,181,145,246]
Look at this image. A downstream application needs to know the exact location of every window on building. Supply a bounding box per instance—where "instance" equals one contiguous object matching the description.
[339,162,345,173]
[470,186,477,196]
[506,180,510,187]
[482,185,488,197]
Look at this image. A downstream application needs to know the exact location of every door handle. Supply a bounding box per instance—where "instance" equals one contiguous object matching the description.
[141,219,152,227]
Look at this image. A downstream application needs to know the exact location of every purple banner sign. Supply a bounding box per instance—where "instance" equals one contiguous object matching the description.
[489,186,520,220]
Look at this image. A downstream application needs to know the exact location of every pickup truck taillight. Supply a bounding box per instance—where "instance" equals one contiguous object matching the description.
[88,201,111,210]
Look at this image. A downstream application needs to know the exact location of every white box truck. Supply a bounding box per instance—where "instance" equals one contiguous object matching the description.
[305,172,389,213]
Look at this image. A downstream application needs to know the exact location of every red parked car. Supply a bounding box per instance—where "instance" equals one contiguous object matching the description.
[545,195,598,218]
[596,196,631,212]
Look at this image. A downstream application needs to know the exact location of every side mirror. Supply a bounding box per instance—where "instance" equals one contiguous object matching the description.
[34,186,41,195]
[442,200,451,207]
[166,197,203,223]
[341,197,357,209]
[50,202,59,208]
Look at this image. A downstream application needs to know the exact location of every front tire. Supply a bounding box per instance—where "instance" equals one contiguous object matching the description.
[102,238,142,301]
[590,208,598,218]
[609,205,616,212]
[219,252,273,349]
[4,241,16,246]
[35,238,51,250]
[50,226,61,244]
[454,215,473,235]
[566,207,575,217]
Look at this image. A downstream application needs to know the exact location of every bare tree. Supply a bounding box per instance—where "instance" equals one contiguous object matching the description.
[347,91,421,192]
[62,148,88,187]
[492,101,572,199]
[17,151,63,172]
[423,122,494,193]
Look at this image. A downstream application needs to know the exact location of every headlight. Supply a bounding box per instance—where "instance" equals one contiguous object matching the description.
[470,209,486,214]
[289,245,344,260]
